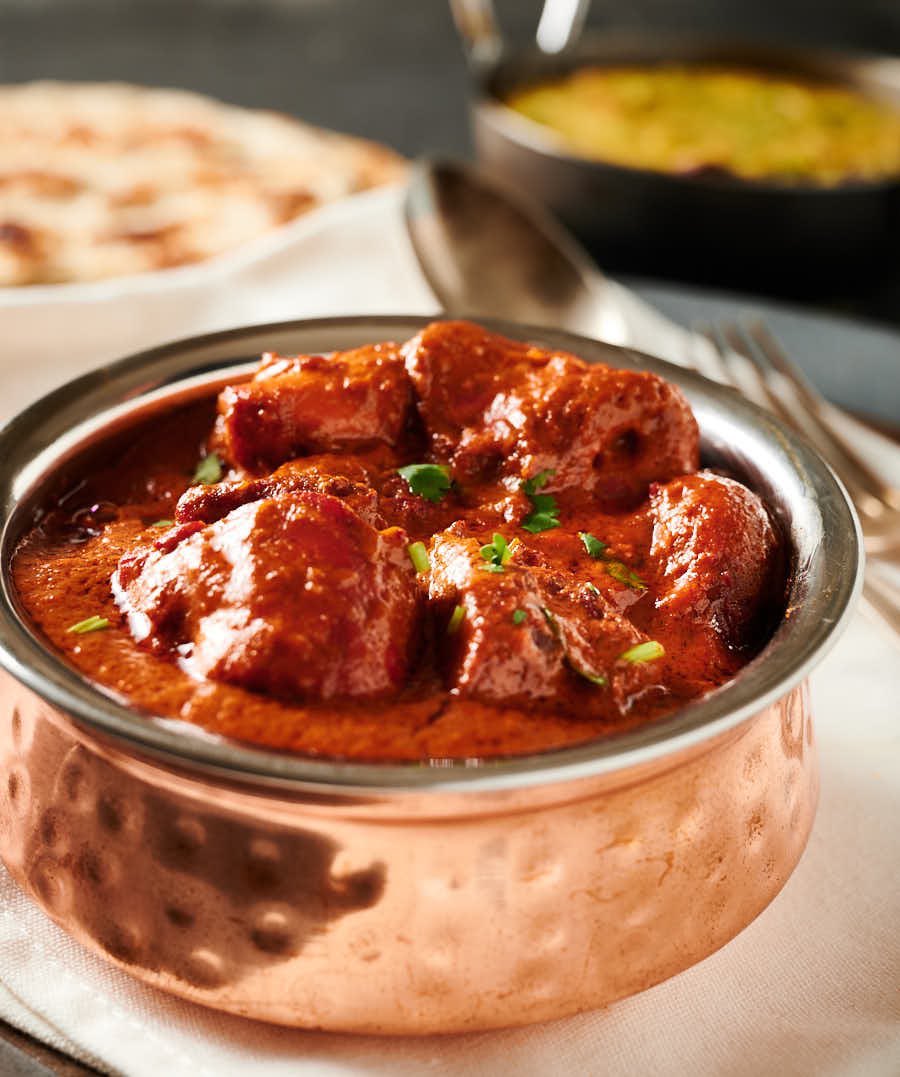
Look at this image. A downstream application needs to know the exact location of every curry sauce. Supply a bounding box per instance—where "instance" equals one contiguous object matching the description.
[12,322,784,762]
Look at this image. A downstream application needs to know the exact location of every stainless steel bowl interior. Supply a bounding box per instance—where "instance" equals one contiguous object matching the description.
[0,316,863,794]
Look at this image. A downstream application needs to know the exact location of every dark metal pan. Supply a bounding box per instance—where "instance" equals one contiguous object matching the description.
[450,1,900,297]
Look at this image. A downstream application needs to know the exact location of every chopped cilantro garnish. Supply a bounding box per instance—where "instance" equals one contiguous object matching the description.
[578,531,646,592]
[571,665,608,687]
[620,640,665,664]
[522,504,559,534]
[192,452,222,486]
[150,519,174,529]
[67,615,110,635]
[540,604,607,686]
[397,463,451,503]
[523,469,554,495]
[512,608,527,625]
[480,532,512,571]
[605,561,647,592]
[521,470,560,533]
[407,541,430,574]
[447,604,466,635]
[579,532,608,559]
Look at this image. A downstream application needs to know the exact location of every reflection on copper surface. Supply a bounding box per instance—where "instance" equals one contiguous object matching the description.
[0,670,817,1033]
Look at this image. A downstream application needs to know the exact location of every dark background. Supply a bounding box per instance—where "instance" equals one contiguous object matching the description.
[1,0,899,160]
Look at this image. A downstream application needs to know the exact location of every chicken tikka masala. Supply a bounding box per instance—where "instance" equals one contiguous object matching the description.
[13,321,784,761]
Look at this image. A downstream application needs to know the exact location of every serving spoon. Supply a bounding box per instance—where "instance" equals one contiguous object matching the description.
[403,158,630,344]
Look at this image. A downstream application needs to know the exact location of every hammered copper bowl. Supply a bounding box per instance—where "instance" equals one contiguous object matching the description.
[0,317,861,1034]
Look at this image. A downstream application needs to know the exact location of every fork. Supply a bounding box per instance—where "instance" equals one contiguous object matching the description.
[688,319,900,642]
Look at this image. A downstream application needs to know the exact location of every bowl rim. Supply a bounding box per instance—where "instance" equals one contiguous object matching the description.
[0,315,864,794]
[474,32,900,196]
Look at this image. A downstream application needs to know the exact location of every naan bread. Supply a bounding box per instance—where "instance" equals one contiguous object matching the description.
[0,81,405,285]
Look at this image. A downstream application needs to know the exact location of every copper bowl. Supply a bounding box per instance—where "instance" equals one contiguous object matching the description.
[0,316,862,1033]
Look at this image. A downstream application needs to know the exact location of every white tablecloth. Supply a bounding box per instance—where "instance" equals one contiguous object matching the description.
[1,186,898,1077]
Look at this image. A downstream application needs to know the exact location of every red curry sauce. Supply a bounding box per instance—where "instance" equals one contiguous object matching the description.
[12,321,784,761]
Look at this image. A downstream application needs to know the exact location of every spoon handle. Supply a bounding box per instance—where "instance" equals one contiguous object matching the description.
[449,0,589,68]
[536,0,591,54]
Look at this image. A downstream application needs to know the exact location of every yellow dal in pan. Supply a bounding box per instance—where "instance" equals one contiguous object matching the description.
[506,65,900,185]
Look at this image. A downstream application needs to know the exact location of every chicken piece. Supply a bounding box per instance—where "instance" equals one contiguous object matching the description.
[177,451,466,542]
[428,529,563,704]
[216,343,413,471]
[509,516,655,619]
[649,471,781,651]
[403,320,698,504]
[175,453,384,528]
[428,525,658,714]
[541,574,659,712]
[114,491,419,701]
[375,468,465,542]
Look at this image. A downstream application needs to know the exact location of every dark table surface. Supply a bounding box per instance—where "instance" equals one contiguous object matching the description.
[0,2,898,1073]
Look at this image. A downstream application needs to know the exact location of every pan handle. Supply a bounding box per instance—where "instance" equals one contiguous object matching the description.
[449,0,590,68]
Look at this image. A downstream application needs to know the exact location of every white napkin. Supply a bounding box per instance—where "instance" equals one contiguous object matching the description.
[1,186,898,1077]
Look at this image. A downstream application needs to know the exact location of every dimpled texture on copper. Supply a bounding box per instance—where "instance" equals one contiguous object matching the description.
[0,670,817,1034]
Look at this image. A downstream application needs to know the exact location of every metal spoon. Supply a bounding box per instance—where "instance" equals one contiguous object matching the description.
[403,159,629,343]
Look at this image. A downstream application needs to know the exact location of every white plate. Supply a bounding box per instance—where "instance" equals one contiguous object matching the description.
[0,184,434,421]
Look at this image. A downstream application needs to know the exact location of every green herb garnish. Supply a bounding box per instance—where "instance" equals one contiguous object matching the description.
[541,605,607,686]
[579,532,608,559]
[620,640,665,664]
[67,615,110,635]
[585,582,601,596]
[571,665,608,687]
[605,561,647,592]
[512,608,527,625]
[192,452,222,486]
[150,519,174,529]
[523,469,554,493]
[397,463,451,503]
[480,532,512,571]
[407,541,430,574]
[578,531,646,592]
[447,604,466,635]
[521,470,560,533]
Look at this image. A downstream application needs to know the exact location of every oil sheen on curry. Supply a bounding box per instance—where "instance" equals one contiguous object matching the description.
[13,322,784,762]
